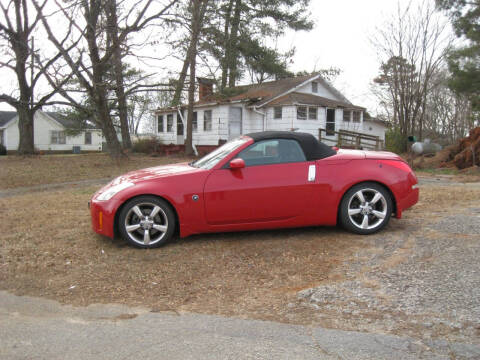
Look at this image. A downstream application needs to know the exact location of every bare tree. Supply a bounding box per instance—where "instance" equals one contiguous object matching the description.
[106,0,131,150]
[372,1,452,145]
[33,0,178,158]
[0,0,70,154]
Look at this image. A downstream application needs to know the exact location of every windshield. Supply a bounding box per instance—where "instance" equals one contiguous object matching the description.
[191,137,250,169]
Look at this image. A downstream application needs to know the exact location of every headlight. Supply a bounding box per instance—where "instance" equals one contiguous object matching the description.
[96,182,134,201]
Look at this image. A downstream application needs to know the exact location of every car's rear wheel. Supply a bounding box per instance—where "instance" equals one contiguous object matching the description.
[339,182,392,235]
[118,196,175,248]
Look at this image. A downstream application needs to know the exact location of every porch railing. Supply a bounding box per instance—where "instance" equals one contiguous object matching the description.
[319,128,384,150]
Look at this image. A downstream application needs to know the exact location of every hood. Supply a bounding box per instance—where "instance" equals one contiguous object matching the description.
[111,162,203,185]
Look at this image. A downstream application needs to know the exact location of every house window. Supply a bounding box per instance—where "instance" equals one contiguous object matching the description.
[308,107,317,120]
[192,112,198,132]
[0,129,4,146]
[273,106,282,119]
[353,111,361,123]
[311,81,318,93]
[85,131,92,145]
[204,110,212,131]
[297,106,307,120]
[167,114,174,132]
[158,115,164,132]
[343,110,351,122]
[51,130,66,144]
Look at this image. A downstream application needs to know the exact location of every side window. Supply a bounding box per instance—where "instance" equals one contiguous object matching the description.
[237,139,306,167]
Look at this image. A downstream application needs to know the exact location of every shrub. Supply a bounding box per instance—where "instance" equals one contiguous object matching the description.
[132,138,160,154]
[0,144,6,156]
[385,128,407,154]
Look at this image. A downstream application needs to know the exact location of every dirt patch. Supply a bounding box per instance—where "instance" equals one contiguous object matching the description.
[0,153,192,190]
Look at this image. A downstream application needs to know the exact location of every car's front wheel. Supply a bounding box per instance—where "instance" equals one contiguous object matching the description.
[118,196,175,248]
[339,182,393,235]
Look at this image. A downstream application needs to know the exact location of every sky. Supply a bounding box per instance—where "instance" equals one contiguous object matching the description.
[279,0,451,115]
[0,0,451,118]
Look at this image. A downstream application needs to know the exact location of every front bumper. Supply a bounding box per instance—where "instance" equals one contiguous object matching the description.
[90,198,120,238]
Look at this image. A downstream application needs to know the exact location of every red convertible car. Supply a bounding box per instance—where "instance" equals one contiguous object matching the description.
[90,131,419,248]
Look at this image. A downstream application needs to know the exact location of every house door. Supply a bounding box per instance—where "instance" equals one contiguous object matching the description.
[176,114,184,145]
[229,107,242,139]
[326,109,335,136]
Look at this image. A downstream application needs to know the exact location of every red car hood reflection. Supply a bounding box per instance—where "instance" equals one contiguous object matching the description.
[110,162,201,185]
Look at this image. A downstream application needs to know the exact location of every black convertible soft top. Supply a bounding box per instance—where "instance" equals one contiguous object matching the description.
[246,131,337,161]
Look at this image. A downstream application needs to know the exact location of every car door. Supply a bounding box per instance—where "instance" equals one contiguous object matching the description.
[203,139,317,225]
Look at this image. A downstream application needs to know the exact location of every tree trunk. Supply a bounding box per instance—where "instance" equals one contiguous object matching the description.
[185,0,203,156]
[17,107,35,154]
[227,0,242,88]
[220,0,234,91]
[107,0,132,150]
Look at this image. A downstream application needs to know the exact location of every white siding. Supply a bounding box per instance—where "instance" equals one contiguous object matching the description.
[296,81,341,101]
[363,120,386,141]
[155,104,266,146]
[3,117,20,151]
[2,111,103,151]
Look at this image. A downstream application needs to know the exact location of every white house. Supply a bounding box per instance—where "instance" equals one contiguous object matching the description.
[0,110,103,152]
[363,115,388,142]
[153,73,382,150]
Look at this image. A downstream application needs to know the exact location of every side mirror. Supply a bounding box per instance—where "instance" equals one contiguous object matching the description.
[229,158,245,169]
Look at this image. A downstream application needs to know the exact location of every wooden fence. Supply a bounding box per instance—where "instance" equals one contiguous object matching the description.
[319,128,384,150]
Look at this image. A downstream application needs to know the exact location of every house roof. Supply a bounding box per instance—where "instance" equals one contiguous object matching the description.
[45,112,97,130]
[268,92,365,110]
[0,111,17,127]
[155,73,363,112]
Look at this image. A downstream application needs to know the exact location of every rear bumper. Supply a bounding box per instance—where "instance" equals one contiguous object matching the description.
[90,198,120,238]
[395,187,419,219]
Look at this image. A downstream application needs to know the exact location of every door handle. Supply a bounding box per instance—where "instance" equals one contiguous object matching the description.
[308,164,316,182]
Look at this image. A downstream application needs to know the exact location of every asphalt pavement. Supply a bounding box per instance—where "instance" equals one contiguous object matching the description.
[1,291,479,360]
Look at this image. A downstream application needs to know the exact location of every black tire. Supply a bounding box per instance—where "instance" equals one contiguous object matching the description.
[339,182,393,235]
[118,196,176,248]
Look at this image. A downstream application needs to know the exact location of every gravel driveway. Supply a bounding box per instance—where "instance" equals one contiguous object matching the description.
[298,179,480,345]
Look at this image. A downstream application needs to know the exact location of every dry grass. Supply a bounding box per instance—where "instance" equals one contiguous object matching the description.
[1,169,479,331]
[0,153,192,190]
[0,185,368,323]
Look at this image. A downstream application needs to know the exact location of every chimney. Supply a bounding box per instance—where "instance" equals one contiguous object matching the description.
[197,77,214,101]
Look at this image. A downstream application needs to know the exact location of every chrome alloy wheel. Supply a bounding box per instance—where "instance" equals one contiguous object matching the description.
[124,202,168,246]
[347,188,388,230]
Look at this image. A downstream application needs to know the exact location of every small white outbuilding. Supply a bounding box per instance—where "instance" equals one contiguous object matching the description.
[0,110,103,152]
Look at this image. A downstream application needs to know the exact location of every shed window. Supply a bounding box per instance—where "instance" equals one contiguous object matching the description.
[273,106,282,119]
[167,114,174,132]
[51,130,66,144]
[343,110,351,122]
[308,107,317,120]
[204,110,212,131]
[84,131,92,145]
[0,129,4,146]
[157,115,164,132]
[297,106,307,120]
[353,111,361,123]
[311,81,318,93]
